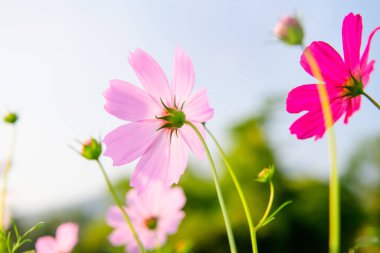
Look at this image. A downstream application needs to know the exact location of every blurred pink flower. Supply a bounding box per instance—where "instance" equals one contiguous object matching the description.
[103,48,213,191]
[35,223,79,253]
[107,185,186,253]
[274,15,304,45]
[286,12,380,140]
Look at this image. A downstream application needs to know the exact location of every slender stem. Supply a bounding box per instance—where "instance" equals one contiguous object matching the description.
[0,127,17,230]
[95,160,145,253]
[206,127,258,253]
[362,91,380,110]
[304,50,340,253]
[256,181,274,230]
[186,121,237,253]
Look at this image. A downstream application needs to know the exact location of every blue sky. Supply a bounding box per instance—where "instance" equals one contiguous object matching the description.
[0,0,379,216]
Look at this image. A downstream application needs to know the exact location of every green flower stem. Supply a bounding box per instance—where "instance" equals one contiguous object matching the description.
[362,91,380,110]
[255,181,274,230]
[304,50,340,253]
[205,127,258,253]
[0,127,17,230]
[95,160,146,253]
[186,121,237,253]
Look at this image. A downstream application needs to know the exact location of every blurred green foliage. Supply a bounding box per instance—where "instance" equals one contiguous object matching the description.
[14,99,380,253]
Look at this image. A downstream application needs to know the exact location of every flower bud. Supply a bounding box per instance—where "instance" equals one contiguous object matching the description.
[257,165,275,183]
[81,138,102,160]
[274,16,304,46]
[3,112,18,125]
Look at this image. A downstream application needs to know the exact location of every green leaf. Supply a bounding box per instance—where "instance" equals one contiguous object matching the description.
[259,201,292,229]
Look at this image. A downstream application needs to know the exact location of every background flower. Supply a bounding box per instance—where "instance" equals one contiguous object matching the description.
[107,184,186,253]
[35,222,79,253]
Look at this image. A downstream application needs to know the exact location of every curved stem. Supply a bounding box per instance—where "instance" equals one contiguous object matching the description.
[0,127,17,230]
[256,181,274,230]
[205,127,258,253]
[96,160,145,253]
[362,91,380,110]
[186,121,237,253]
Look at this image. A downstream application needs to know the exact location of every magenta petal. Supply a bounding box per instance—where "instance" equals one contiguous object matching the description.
[301,41,349,84]
[35,236,57,253]
[361,60,375,86]
[55,223,78,252]
[286,84,322,113]
[104,80,160,121]
[342,13,363,73]
[183,88,214,122]
[128,49,171,104]
[344,96,361,123]
[103,121,160,166]
[179,123,205,159]
[171,48,195,105]
[360,26,380,73]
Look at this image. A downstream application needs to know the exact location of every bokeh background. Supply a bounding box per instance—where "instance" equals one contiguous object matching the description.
[0,0,379,252]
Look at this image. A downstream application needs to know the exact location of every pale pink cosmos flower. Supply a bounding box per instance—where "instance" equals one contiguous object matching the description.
[35,223,79,253]
[103,48,213,191]
[106,184,186,253]
[286,13,380,139]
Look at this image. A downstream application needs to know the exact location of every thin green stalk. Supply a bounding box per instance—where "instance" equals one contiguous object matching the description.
[0,127,17,230]
[206,127,258,253]
[95,160,146,253]
[255,181,274,230]
[186,121,237,253]
[362,91,380,110]
[304,50,340,253]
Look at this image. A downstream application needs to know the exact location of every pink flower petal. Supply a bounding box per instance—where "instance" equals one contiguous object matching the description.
[55,223,79,252]
[36,236,57,253]
[342,13,363,74]
[130,132,188,191]
[106,206,127,227]
[286,84,322,113]
[109,227,131,246]
[361,60,375,86]
[290,97,347,140]
[360,26,380,73]
[158,187,186,216]
[300,41,349,84]
[171,48,195,105]
[159,211,185,234]
[104,80,160,121]
[129,49,171,104]
[103,120,161,166]
[179,123,205,159]
[183,88,214,122]
[344,96,361,123]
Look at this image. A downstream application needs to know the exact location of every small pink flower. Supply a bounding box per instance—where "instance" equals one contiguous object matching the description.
[103,48,213,191]
[35,223,79,253]
[274,15,304,45]
[286,13,380,139]
[106,185,186,253]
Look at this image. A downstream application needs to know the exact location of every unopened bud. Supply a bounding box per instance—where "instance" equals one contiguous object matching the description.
[257,165,275,183]
[3,112,18,125]
[274,16,304,46]
[81,138,102,160]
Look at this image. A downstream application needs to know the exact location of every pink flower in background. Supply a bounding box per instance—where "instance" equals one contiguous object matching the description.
[274,15,304,46]
[286,12,380,140]
[107,185,186,253]
[103,48,213,191]
[35,223,79,253]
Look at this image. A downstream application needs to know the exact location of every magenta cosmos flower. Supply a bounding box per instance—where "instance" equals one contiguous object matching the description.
[35,223,79,253]
[286,12,380,140]
[106,185,186,253]
[103,48,213,191]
